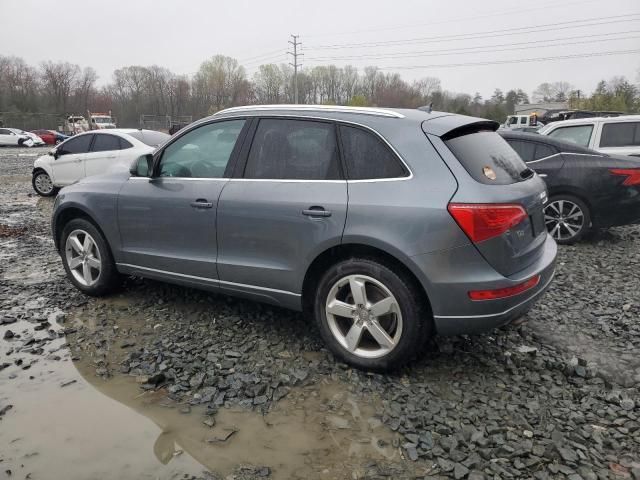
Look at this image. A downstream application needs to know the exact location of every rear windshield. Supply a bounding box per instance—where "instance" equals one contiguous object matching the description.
[445,131,530,185]
[128,130,170,147]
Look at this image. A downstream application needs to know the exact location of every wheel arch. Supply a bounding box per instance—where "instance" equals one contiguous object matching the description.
[301,242,433,317]
[53,205,111,255]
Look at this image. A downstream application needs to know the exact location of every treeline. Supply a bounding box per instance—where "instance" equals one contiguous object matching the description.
[1,54,638,128]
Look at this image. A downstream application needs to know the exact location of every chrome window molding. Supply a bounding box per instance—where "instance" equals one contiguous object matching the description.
[116,263,301,297]
[215,104,405,119]
[128,176,228,181]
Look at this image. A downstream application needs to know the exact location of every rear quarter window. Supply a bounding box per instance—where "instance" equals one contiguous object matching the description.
[599,122,640,147]
[445,131,529,185]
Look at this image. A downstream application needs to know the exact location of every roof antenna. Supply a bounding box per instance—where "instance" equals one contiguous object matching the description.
[418,103,433,114]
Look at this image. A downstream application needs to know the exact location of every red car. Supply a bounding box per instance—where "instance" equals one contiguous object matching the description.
[31,129,59,145]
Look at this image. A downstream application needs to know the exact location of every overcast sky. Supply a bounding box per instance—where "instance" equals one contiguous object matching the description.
[2,0,639,99]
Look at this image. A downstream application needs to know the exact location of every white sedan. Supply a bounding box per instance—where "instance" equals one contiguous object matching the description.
[32,129,170,196]
[0,127,36,147]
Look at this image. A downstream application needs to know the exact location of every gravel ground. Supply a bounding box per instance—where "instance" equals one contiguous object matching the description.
[1,147,639,479]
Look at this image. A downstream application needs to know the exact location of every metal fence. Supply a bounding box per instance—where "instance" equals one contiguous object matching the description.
[0,112,63,131]
[139,115,193,132]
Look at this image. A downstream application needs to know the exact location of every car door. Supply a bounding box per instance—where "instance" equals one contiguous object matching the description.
[117,119,248,282]
[507,139,563,182]
[51,134,93,185]
[216,117,348,301]
[85,133,121,177]
[0,128,19,146]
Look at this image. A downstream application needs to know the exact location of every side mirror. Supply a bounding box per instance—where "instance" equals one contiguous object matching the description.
[130,154,153,177]
[49,147,59,159]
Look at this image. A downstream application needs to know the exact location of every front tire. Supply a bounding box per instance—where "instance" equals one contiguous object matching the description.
[32,170,58,197]
[60,218,119,296]
[544,194,591,244]
[314,258,431,371]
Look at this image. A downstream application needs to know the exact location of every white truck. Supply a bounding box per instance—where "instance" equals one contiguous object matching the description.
[61,111,116,134]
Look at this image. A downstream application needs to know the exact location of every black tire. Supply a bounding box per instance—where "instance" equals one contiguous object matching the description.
[60,218,120,296]
[32,170,59,197]
[313,257,432,371]
[545,194,591,245]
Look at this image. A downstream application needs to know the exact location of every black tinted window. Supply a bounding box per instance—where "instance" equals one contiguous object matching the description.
[119,137,133,149]
[446,131,528,185]
[339,125,407,179]
[600,122,640,147]
[507,140,536,162]
[534,143,556,159]
[91,134,121,152]
[58,134,93,155]
[244,119,341,180]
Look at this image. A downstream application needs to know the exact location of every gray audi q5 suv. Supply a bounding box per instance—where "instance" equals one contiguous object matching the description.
[51,105,557,371]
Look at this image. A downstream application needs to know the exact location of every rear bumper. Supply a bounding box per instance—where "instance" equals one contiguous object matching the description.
[411,233,557,336]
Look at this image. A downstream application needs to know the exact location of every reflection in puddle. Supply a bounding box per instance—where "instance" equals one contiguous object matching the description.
[1,308,411,479]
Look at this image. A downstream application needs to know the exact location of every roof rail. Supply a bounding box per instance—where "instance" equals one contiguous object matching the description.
[215,104,405,119]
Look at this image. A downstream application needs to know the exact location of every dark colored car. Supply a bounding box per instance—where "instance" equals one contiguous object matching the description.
[500,130,640,244]
[52,105,556,371]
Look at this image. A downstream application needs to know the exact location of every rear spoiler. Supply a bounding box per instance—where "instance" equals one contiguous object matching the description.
[421,114,500,139]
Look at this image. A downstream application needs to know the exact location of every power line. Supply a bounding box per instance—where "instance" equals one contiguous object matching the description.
[305,14,640,50]
[288,35,303,104]
[304,0,604,38]
[359,48,640,70]
[304,33,640,62]
[238,48,285,63]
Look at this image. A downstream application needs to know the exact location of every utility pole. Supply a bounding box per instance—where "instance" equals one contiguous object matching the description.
[288,34,303,104]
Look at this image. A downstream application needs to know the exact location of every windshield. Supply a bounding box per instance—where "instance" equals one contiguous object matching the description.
[445,130,530,185]
[94,117,112,124]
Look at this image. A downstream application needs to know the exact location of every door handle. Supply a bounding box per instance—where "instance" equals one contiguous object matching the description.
[190,199,213,209]
[302,207,331,218]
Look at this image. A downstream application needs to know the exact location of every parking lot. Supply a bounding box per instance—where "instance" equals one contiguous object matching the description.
[0,147,639,479]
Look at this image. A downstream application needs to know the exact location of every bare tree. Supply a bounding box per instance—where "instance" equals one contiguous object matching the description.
[40,61,80,113]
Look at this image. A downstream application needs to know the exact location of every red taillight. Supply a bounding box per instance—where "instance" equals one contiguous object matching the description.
[448,203,528,243]
[469,275,540,301]
[610,168,640,186]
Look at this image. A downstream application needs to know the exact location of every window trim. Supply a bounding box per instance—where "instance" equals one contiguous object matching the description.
[232,114,413,183]
[149,117,251,179]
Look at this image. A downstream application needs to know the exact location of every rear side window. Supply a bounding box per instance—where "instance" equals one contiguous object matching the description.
[58,134,93,155]
[534,143,557,159]
[508,140,536,162]
[339,125,407,180]
[445,131,529,185]
[119,138,133,149]
[244,119,341,180]
[547,125,593,147]
[599,122,640,147]
[91,134,121,152]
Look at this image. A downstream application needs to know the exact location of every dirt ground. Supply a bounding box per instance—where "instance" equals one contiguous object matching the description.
[1,147,639,480]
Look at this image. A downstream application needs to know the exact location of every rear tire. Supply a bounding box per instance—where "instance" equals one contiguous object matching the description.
[313,257,431,371]
[60,218,120,296]
[544,194,591,245]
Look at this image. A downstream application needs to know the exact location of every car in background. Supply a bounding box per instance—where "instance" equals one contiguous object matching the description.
[32,128,169,196]
[539,115,640,157]
[31,129,70,145]
[0,127,36,147]
[500,130,640,244]
[8,128,46,146]
[50,105,556,371]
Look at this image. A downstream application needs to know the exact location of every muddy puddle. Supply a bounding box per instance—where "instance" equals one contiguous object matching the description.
[1,304,410,479]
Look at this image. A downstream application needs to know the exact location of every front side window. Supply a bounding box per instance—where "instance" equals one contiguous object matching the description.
[91,134,121,152]
[599,122,640,147]
[158,120,245,178]
[0,129,11,135]
[244,119,341,180]
[339,125,407,179]
[547,125,594,147]
[58,134,93,156]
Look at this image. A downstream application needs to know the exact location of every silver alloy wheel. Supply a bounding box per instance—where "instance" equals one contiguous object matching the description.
[65,229,102,287]
[325,274,403,359]
[34,172,54,195]
[544,199,585,241]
